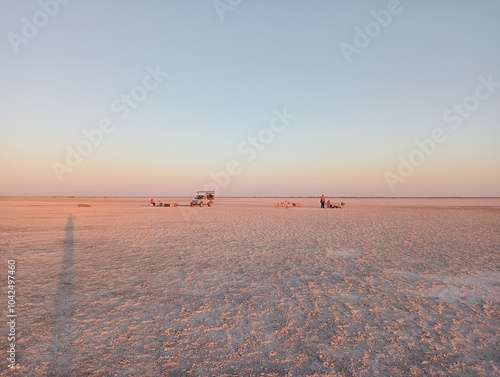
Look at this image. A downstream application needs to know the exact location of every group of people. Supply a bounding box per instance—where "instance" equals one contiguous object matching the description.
[274,201,302,208]
[150,199,178,207]
[320,195,345,209]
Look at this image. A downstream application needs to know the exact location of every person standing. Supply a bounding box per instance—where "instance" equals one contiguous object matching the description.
[320,194,325,208]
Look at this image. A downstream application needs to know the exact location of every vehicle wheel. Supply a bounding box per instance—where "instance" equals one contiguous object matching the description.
[199,203,204,207]
[208,202,212,207]
[190,203,194,207]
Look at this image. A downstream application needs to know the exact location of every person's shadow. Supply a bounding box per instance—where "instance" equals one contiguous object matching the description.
[47,214,75,376]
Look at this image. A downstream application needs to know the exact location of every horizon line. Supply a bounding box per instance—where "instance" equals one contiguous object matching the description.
[1,195,499,199]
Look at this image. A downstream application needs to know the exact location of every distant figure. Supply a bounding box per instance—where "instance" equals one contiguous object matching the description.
[326,199,331,208]
[320,195,325,208]
[150,198,155,207]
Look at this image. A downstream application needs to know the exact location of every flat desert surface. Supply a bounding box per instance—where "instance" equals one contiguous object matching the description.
[1,197,499,376]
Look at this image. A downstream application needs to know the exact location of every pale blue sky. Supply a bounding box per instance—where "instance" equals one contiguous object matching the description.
[1,0,499,196]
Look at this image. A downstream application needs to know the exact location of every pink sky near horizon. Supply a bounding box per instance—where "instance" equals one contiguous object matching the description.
[2,151,499,197]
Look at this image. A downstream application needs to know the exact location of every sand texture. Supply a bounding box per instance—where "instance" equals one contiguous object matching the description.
[0,197,499,376]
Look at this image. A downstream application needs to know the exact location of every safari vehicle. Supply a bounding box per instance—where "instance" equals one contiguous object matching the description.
[190,191,215,207]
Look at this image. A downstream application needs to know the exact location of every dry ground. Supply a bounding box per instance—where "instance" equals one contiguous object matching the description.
[0,197,499,376]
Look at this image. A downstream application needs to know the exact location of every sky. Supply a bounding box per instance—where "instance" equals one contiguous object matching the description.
[1,0,499,197]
